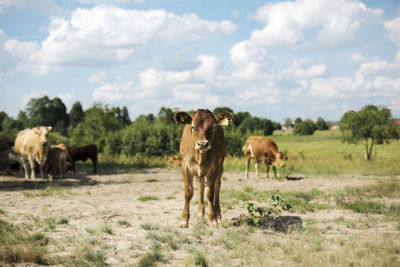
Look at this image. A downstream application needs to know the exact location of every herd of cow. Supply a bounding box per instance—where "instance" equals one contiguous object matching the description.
[0,126,98,181]
[0,109,287,227]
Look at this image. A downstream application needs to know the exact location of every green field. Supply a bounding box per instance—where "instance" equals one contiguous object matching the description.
[96,130,400,177]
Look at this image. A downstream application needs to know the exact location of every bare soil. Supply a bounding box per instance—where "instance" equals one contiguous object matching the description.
[0,168,399,266]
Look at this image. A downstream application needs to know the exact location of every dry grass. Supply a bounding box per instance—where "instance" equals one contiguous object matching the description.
[0,168,399,266]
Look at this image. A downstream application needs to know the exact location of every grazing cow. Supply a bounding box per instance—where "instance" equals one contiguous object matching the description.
[174,109,232,227]
[14,126,52,179]
[69,144,98,174]
[168,156,182,168]
[43,147,69,181]
[0,142,11,172]
[243,136,287,180]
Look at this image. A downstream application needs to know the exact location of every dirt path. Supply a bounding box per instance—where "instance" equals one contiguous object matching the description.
[0,169,398,266]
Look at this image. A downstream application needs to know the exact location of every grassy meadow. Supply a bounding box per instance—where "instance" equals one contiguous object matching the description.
[96,130,400,177]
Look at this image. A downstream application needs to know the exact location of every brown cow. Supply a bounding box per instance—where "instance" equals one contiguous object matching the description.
[243,136,287,180]
[174,109,232,227]
[14,126,52,179]
[168,156,182,168]
[0,141,11,173]
[69,144,98,174]
[43,147,69,181]
[55,144,73,167]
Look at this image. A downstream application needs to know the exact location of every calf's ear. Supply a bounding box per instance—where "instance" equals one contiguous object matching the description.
[215,111,233,126]
[174,112,192,124]
[47,126,52,132]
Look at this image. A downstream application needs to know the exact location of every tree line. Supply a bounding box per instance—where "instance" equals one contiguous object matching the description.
[0,96,287,156]
[1,96,398,159]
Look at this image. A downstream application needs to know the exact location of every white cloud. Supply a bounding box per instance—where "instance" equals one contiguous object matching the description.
[358,59,400,75]
[5,6,236,74]
[251,0,383,48]
[384,17,400,62]
[89,71,108,84]
[237,83,281,106]
[4,39,38,59]
[350,53,366,62]
[93,78,138,102]
[309,77,355,98]
[374,76,400,92]
[279,60,327,79]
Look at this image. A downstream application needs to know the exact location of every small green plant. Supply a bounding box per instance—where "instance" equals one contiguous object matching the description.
[247,192,293,226]
[118,219,131,227]
[138,195,159,202]
[102,224,113,235]
[140,222,160,231]
[57,217,69,225]
[138,244,166,267]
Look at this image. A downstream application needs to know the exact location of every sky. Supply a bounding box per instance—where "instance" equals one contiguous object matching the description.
[0,0,400,123]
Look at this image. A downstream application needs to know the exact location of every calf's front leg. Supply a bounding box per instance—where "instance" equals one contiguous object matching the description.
[180,168,194,228]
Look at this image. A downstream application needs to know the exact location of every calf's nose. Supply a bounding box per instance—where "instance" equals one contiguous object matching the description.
[196,140,209,149]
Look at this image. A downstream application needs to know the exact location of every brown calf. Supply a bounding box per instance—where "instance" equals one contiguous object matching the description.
[174,109,232,227]
[69,144,98,174]
[243,136,287,180]
[168,156,182,168]
[43,147,69,181]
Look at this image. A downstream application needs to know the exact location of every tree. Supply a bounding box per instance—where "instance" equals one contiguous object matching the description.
[121,106,131,127]
[293,119,316,136]
[233,111,251,127]
[339,105,399,161]
[25,96,69,135]
[284,118,293,128]
[158,107,175,124]
[69,101,85,128]
[316,117,329,130]
[294,117,302,125]
[69,103,121,151]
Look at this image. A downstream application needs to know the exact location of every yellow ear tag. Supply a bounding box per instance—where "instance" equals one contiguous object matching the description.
[220,117,229,126]
[180,116,186,123]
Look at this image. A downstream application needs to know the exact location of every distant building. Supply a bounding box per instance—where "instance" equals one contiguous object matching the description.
[329,121,339,130]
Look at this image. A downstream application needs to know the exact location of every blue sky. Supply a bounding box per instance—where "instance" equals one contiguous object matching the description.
[1,0,400,122]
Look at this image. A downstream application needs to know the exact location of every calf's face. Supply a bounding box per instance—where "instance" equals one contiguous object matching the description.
[174,109,232,153]
[272,152,288,168]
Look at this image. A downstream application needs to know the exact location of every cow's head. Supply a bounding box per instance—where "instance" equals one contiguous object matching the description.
[33,126,52,149]
[174,109,232,152]
[270,152,288,168]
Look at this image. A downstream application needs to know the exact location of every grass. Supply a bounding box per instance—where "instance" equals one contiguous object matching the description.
[23,186,74,198]
[98,154,167,169]
[0,219,50,264]
[224,131,400,176]
[138,243,167,267]
[335,180,400,218]
[138,195,159,202]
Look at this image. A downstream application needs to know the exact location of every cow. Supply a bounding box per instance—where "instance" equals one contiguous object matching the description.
[69,144,98,174]
[14,126,52,179]
[0,141,11,173]
[55,144,73,168]
[168,156,182,168]
[243,136,287,180]
[43,147,70,181]
[174,109,232,227]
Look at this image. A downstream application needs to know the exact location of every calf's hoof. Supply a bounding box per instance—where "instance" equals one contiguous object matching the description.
[180,220,189,228]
